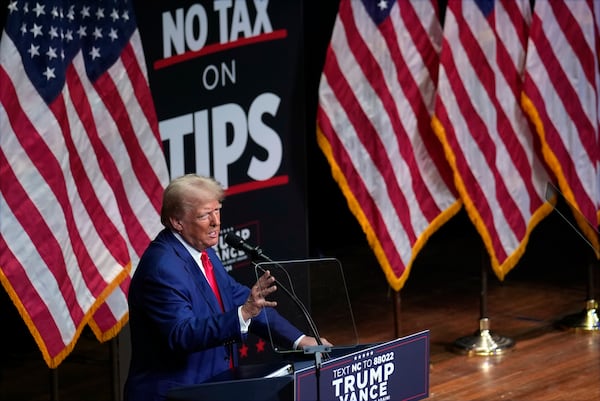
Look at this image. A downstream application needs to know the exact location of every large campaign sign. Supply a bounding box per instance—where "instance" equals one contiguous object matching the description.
[133,0,308,271]
[132,0,308,365]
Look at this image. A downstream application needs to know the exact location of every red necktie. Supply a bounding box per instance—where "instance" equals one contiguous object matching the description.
[201,251,233,368]
[201,251,223,310]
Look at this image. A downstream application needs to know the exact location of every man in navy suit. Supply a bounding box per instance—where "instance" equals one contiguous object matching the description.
[124,174,328,401]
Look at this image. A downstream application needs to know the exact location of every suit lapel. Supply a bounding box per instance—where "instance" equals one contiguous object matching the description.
[163,230,223,314]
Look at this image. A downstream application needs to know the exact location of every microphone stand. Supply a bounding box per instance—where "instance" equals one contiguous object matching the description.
[250,250,330,401]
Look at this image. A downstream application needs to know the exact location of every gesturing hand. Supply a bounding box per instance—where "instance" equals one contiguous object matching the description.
[297,336,333,349]
[241,270,278,320]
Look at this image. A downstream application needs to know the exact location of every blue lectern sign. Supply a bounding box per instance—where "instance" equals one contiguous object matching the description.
[294,331,429,401]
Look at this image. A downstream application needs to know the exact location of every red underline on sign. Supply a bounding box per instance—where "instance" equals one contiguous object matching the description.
[225,175,289,196]
[154,29,288,70]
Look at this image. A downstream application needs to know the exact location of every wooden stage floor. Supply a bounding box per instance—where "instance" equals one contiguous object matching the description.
[340,212,600,401]
[1,213,599,400]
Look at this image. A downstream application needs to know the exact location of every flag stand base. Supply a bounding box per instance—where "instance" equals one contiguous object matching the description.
[558,299,600,332]
[452,318,515,356]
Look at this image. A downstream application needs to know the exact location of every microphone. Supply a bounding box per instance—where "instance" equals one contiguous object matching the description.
[224,233,269,261]
[224,233,324,348]
[225,233,295,296]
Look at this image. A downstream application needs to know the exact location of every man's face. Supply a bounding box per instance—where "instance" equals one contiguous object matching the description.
[171,195,222,251]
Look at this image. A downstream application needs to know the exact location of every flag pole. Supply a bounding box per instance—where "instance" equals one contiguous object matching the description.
[451,248,515,356]
[557,259,599,331]
[393,289,401,338]
[49,368,59,401]
[544,183,599,331]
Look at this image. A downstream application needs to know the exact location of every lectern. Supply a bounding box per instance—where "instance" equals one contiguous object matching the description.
[167,258,430,400]
[167,331,429,401]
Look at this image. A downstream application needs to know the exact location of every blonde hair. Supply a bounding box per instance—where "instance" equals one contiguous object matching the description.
[161,174,225,229]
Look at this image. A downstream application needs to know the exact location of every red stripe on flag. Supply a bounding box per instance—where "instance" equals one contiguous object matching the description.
[89,276,131,337]
[528,14,597,165]
[375,13,446,222]
[66,66,149,259]
[0,147,85,331]
[396,3,453,192]
[317,109,404,275]
[437,42,516,251]
[322,41,417,243]
[451,3,526,241]
[0,238,66,359]
[61,66,132,265]
[523,72,595,217]
[432,100,501,256]
[120,42,165,213]
[92,74,157,255]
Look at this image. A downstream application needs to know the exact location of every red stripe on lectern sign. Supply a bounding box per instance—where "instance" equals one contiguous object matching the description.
[134,0,308,267]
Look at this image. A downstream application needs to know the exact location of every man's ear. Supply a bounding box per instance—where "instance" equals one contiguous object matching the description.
[169,216,182,232]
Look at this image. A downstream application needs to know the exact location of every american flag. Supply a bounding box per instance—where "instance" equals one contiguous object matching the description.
[317,0,459,291]
[431,0,554,280]
[0,0,168,368]
[522,0,600,249]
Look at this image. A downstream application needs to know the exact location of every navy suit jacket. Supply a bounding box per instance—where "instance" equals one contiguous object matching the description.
[123,229,303,401]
